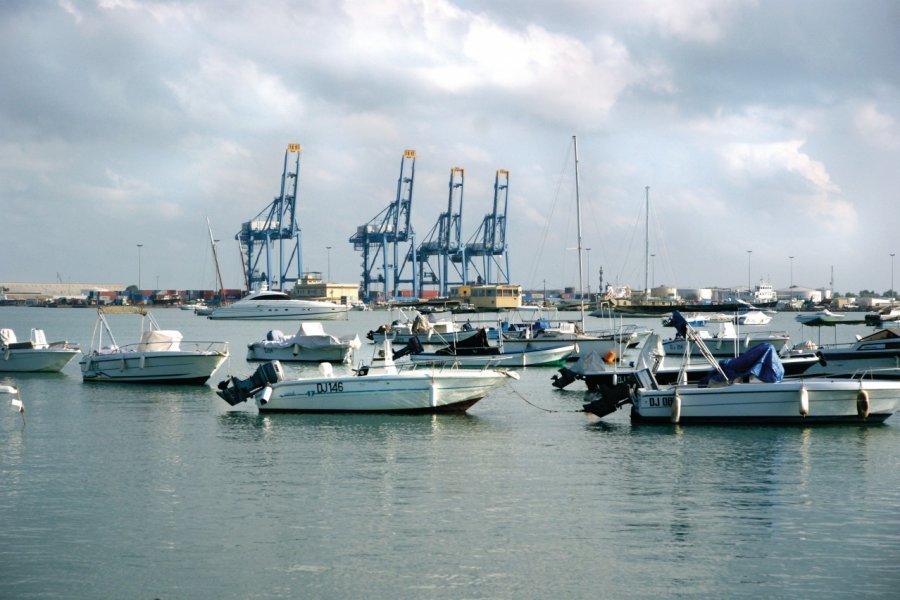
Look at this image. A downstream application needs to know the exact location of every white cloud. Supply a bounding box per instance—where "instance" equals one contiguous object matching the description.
[721,140,838,192]
[613,0,756,43]
[854,103,900,150]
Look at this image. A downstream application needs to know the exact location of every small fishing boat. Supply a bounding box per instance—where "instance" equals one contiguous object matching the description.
[407,328,575,368]
[0,328,80,372]
[367,309,480,345]
[582,311,900,424]
[246,322,361,363]
[784,327,900,379]
[796,309,846,326]
[663,321,790,357]
[80,307,229,384]
[216,340,517,413]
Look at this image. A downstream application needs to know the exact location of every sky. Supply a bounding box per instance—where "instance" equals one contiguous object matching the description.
[1,0,899,296]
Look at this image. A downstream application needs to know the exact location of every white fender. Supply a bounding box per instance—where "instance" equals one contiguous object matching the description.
[856,389,870,419]
[799,385,809,416]
[139,354,146,369]
[670,392,682,423]
[258,385,273,405]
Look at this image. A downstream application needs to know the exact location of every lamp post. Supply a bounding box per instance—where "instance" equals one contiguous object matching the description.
[326,246,332,282]
[747,250,752,299]
[137,244,143,290]
[585,248,591,299]
[891,252,896,307]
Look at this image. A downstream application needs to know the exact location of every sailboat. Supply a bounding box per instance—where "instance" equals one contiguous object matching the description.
[194,218,225,316]
[503,136,649,358]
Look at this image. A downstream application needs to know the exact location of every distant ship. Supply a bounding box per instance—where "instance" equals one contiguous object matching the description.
[604,282,779,316]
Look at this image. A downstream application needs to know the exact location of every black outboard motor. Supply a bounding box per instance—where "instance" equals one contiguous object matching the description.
[392,336,424,360]
[216,361,285,406]
[551,366,580,389]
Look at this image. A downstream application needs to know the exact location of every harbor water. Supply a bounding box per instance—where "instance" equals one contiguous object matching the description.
[2,306,899,599]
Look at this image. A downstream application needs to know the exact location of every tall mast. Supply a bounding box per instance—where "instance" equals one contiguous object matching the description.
[573,135,585,329]
[644,186,650,300]
[207,217,225,297]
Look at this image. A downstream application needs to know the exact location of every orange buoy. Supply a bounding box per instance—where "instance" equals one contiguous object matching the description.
[602,350,616,364]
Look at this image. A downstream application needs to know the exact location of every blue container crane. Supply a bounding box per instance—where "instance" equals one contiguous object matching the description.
[349,150,419,302]
[235,144,303,292]
[458,169,511,285]
[416,167,465,297]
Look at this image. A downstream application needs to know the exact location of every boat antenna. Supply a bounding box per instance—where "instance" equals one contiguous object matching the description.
[573,135,585,331]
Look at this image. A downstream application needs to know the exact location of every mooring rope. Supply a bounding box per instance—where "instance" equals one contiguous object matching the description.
[507,383,584,413]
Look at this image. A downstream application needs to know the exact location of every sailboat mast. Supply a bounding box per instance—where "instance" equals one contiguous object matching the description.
[207,217,225,297]
[644,186,650,300]
[573,135,585,329]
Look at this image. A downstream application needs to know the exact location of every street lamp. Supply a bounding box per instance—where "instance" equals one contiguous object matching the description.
[789,256,794,289]
[891,252,896,307]
[747,250,752,299]
[326,246,332,282]
[137,244,143,289]
[585,248,591,298]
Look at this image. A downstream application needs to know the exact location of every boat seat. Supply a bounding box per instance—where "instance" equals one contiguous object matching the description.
[31,329,48,348]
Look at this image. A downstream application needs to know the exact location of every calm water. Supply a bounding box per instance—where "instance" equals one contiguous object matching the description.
[1,306,899,599]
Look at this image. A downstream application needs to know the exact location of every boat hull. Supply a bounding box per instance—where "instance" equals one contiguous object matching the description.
[410,344,575,368]
[80,351,228,384]
[208,301,348,320]
[246,344,352,362]
[257,370,509,413]
[663,335,789,357]
[634,379,900,424]
[0,348,80,372]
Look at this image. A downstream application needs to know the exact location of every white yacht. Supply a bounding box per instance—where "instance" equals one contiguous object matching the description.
[207,288,349,321]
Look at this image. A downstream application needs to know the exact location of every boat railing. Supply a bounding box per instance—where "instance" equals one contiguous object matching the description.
[848,366,900,381]
[104,340,229,354]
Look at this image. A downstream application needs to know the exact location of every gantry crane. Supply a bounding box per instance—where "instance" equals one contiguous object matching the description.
[349,150,419,302]
[458,169,510,285]
[416,167,465,297]
[235,144,303,292]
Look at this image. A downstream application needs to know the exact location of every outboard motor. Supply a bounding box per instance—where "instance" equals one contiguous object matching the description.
[216,360,285,406]
[551,367,580,389]
[392,336,424,360]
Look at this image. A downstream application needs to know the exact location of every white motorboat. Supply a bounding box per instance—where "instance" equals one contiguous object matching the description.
[734,310,774,326]
[864,306,900,326]
[208,287,349,321]
[629,377,900,424]
[796,309,845,326]
[0,328,80,372]
[246,322,361,363]
[785,327,900,379]
[406,328,575,368]
[663,321,789,357]
[501,316,649,359]
[216,340,516,413]
[80,307,229,384]
[583,311,900,424]
[552,334,819,391]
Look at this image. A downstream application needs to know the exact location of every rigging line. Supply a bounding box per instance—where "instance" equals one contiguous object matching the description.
[614,193,645,286]
[526,142,574,289]
[507,383,581,413]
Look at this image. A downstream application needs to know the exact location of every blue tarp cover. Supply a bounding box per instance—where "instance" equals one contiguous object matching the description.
[700,342,785,385]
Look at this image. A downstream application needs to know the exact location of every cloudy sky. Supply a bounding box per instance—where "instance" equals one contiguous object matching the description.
[2,0,898,296]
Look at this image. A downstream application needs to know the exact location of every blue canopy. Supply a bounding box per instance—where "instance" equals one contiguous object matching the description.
[700,343,785,385]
